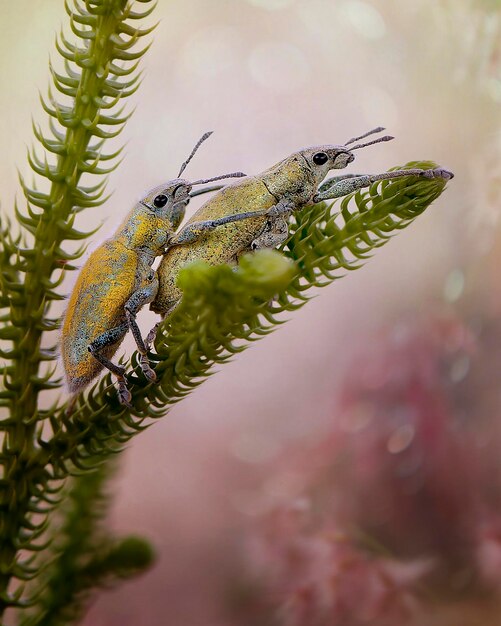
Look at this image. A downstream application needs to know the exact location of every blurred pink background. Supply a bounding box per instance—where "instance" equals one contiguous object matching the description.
[1,0,500,624]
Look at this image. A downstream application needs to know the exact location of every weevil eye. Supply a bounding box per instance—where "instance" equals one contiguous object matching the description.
[153,194,168,208]
[313,152,329,165]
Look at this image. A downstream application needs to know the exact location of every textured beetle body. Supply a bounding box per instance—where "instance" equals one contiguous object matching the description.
[152,131,453,317]
[62,186,183,396]
[62,209,167,394]
[61,131,255,407]
[61,178,256,405]
[152,177,276,313]
[152,145,354,314]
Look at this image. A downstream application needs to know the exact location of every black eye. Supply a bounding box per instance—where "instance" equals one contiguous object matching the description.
[153,194,168,208]
[313,152,329,165]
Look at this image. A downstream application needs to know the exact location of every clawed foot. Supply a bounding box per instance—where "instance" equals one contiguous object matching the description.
[423,167,454,180]
[140,354,157,382]
[267,293,279,309]
[145,323,159,351]
[141,326,159,383]
[117,375,132,408]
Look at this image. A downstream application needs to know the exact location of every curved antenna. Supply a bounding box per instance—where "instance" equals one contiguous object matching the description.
[177,131,213,178]
[350,135,394,151]
[345,126,385,146]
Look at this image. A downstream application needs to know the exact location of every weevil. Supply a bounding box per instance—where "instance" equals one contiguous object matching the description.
[61,132,267,408]
[151,127,454,318]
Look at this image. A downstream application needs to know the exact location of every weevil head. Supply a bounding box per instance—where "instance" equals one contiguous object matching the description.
[140,179,193,229]
[116,180,194,253]
[301,129,394,187]
[300,145,356,185]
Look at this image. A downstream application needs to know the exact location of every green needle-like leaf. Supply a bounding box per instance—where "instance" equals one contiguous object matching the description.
[0,0,156,616]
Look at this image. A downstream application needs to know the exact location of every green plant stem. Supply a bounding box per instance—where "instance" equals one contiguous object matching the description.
[0,0,152,614]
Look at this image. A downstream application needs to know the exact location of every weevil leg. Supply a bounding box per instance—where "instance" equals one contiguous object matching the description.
[262,199,295,219]
[317,173,367,196]
[145,323,160,351]
[124,279,159,383]
[116,375,132,408]
[251,215,290,250]
[169,201,295,247]
[145,300,181,351]
[313,168,454,202]
[168,211,266,246]
[88,322,132,407]
[65,394,77,416]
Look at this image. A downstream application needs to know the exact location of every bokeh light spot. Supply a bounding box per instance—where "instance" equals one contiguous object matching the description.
[450,355,470,383]
[340,0,386,40]
[387,424,415,454]
[444,269,465,302]
[340,402,373,432]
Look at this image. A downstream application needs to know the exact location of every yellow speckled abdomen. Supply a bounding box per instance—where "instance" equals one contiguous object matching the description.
[152,177,276,313]
[61,241,138,393]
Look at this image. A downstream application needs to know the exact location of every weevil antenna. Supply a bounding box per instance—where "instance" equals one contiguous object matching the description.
[345,126,386,146]
[191,172,246,186]
[177,131,213,178]
[350,135,394,150]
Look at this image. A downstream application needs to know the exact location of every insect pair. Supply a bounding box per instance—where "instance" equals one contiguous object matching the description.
[62,128,453,409]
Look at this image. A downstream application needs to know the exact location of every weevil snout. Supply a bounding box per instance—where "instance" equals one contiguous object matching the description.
[173,180,192,201]
[305,127,394,182]
[301,146,357,185]
[331,150,355,168]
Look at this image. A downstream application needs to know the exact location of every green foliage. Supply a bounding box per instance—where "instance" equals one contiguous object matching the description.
[0,0,452,623]
[0,0,156,618]
[20,464,155,626]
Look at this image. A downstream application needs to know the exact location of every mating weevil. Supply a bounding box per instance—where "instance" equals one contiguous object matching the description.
[151,127,454,317]
[61,132,264,408]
